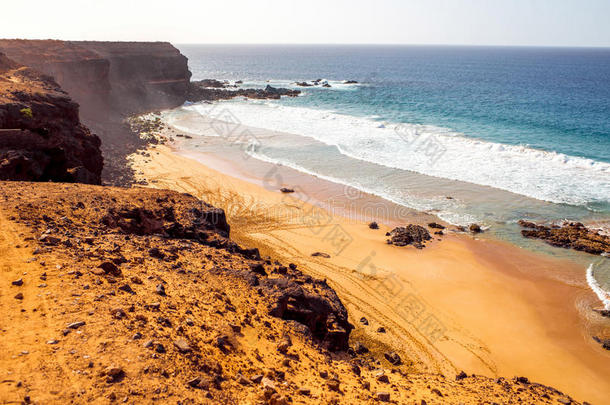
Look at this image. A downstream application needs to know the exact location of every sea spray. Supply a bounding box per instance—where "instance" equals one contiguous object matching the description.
[586,263,610,310]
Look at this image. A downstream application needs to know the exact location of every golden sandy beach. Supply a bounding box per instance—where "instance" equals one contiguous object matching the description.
[131,143,610,404]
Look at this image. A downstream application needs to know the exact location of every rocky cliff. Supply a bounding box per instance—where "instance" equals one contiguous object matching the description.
[0,40,191,119]
[74,41,191,115]
[0,52,102,183]
[0,40,192,184]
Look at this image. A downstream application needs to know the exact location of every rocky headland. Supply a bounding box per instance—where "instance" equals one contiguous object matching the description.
[0,40,191,184]
[0,40,191,118]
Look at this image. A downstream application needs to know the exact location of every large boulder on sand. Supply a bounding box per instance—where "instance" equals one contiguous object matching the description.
[386,225,431,249]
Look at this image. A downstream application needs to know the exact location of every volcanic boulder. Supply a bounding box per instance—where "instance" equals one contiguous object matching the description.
[386,225,431,248]
[265,277,353,351]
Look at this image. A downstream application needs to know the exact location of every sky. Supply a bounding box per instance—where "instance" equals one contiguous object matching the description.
[1,0,609,47]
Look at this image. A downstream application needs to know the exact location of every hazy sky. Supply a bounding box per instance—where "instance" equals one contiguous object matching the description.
[1,0,609,47]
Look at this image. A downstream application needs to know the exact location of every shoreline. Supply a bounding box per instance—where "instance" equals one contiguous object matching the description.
[131,129,610,403]
[171,97,610,229]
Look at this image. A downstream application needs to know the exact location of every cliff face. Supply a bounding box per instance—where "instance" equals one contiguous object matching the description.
[0,40,191,119]
[74,41,191,115]
[0,39,192,184]
[0,53,102,183]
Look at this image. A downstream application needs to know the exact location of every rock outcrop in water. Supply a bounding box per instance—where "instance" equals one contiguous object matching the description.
[518,220,609,255]
[0,53,102,183]
[188,81,300,101]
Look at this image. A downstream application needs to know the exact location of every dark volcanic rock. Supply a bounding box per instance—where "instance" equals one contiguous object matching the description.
[103,366,125,383]
[311,252,331,258]
[384,351,401,365]
[354,342,369,354]
[265,276,353,351]
[195,79,230,88]
[187,81,300,102]
[67,321,86,329]
[155,284,166,296]
[99,201,262,260]
[102,204,230,239]
[469,223,482,233]
[99,261,121,276]
[518,220,609,255]
[593,309,610,318]
[386,225,431,248]
[0,53,102,184]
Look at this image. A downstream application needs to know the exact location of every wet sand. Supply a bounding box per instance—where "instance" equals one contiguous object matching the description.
[131,142,610,404]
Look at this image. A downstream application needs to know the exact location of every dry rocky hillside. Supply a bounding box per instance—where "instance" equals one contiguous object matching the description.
[0,182,586,405]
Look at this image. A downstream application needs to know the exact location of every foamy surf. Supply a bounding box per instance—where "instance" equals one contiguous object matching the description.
[206,79,361,92]
[246,148,478,226]
[188,100,610,209]
[586,263,610,310]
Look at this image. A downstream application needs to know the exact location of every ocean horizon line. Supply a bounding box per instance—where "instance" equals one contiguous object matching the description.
[176,42,610,49]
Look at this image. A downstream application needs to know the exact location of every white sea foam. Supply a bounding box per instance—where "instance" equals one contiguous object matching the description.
[586,263,610,310]
[246,148,479,226]
[236,79,360,91]
[190,101,610,208]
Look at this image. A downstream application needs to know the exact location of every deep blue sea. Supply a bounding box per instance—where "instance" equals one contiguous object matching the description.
[173,44,610,297]
[181,45,610,160]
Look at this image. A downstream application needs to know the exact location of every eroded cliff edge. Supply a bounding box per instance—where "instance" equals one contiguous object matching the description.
[0,52,102,183]
[0,40,191,184]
